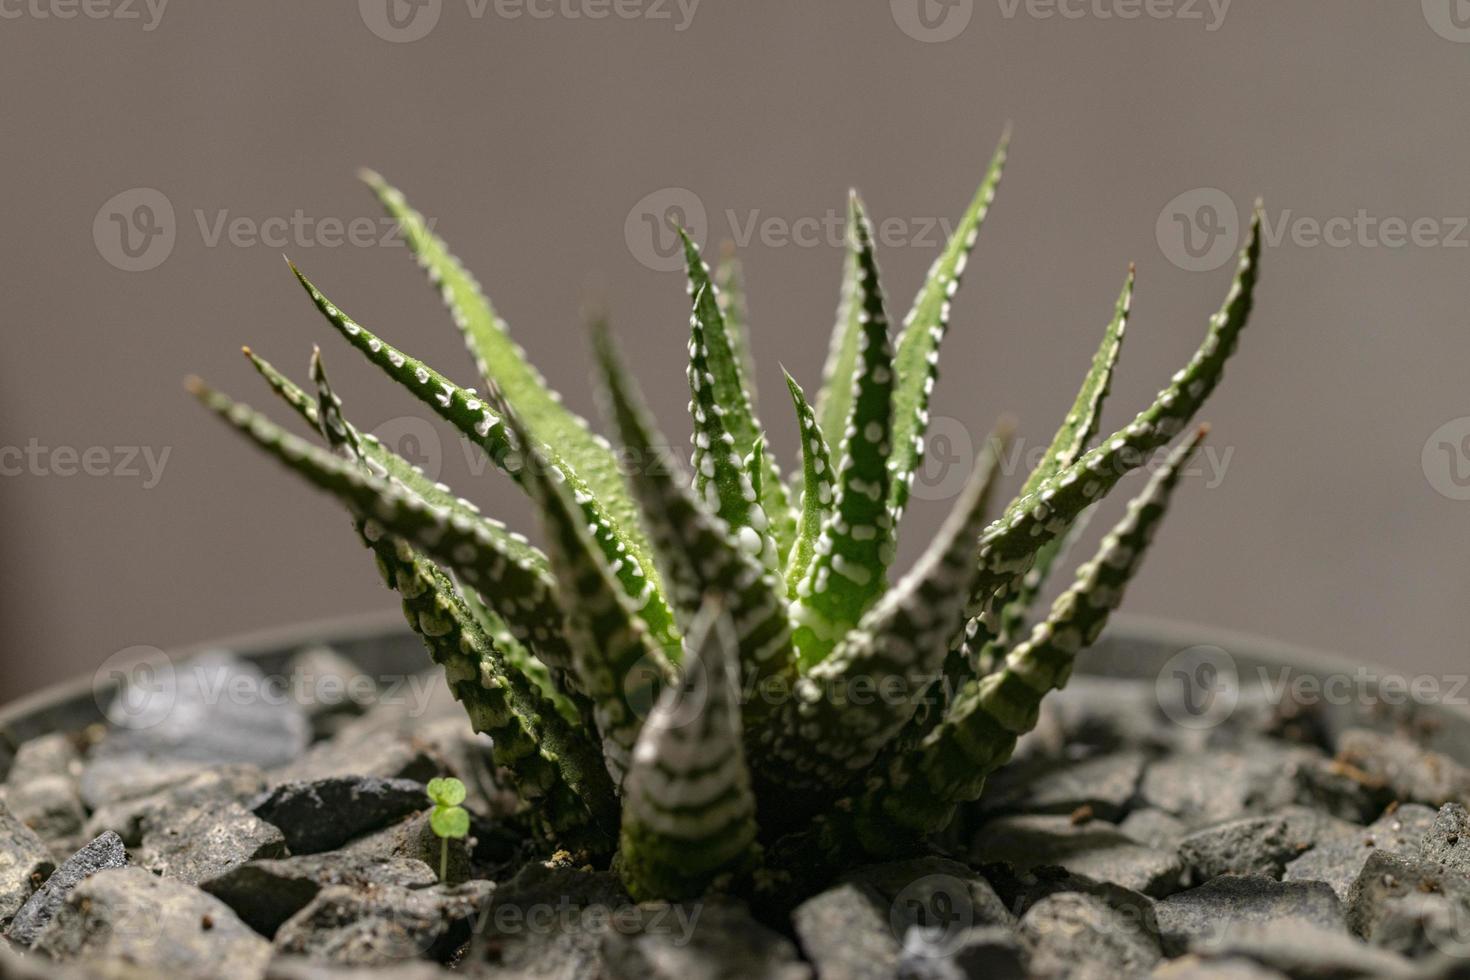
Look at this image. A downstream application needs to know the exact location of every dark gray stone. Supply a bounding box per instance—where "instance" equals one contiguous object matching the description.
[1138,749,1306,829]
[791,882,899,980]
[977,749,1148,822]
[83,765,269,847]
[5,831,127,946]
[32,866,271,979]
[1346,850,1470,958]
[1336,729,1470,809]
[81,651,310,808]
[251,776,427,854]
[600,897,811,980]
[1150,957,1289,979]
[136,801,287,885]
[1421,803,1470,876]
[269,729,439,787]
[468,863,631,974]
[338,811,470,884]
[1119,808,1189,851]
[843,856,1016,942]
[265,959,454,980]
[1178,808,1352,881]
[202,853,437,936]
[896,925,1027,980]
[979,862,1159,937]
[4,735,86,852]
[1284,804,1439,901]
[273,880,491,967]
[1019,892,1161,979]
[1176,920,1418,979]
[0,801,54,925]
[972,814,1183,897]
[1154,875,1346,956]
[283,646,378,737]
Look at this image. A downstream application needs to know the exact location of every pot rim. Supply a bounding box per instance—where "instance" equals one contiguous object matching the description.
[5,611,1465,734]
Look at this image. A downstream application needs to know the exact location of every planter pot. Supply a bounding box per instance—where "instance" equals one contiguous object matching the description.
[2,614,1468,979]
[6,613,1466,779]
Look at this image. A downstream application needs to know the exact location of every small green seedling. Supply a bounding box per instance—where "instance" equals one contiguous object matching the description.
[426,777,469,882]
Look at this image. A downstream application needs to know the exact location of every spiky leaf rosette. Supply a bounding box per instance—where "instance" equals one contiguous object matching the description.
[190,143,1261,904]
[849,427,1209,854]
[618,599,761,901]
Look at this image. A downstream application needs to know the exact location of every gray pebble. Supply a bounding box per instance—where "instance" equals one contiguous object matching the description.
[972,814,1184,897]
[1154,875,1346,956]
[251,776,428,854]
[5,831,127,947]
[1020,891,1161,979]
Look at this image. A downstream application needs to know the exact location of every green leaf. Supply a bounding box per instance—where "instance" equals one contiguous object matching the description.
[1019,266,1133,498]
[757,423,1009,805]
[715,244,759,410]
[781,369,837,589]
[426,777,467,807]
[430,805,471,839]
[814,227,863,453]
[679,230,796,563]
[245,347,582,723]
[790,193,897,669]
[888,129,1010,521]
[289,264,682,664]
[188,380,576,684]
[592,322,796,731]
[686,283,783,575]
[196,377,618,850]
[961,210,1261,642]
[619,599,761,901]
[496,383,677,787]
[858,427,1207,850]
[361,171,653,566]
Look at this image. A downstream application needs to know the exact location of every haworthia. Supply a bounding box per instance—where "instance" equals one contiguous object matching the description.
[619,600,761,901]
[888,130,1010,522]
[679,230,796,562]
[361,170,653,563]
[781,369,837,589]
[789,194,897,669]
[756,424,1008,806]
[288,263,682,664]
[592,321,795,732]
[854,427,1207,852]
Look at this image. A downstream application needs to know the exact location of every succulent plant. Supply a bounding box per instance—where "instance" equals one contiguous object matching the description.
[188,134,1262,902]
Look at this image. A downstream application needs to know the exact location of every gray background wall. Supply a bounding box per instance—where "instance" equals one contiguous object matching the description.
[3,1,1468,698]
